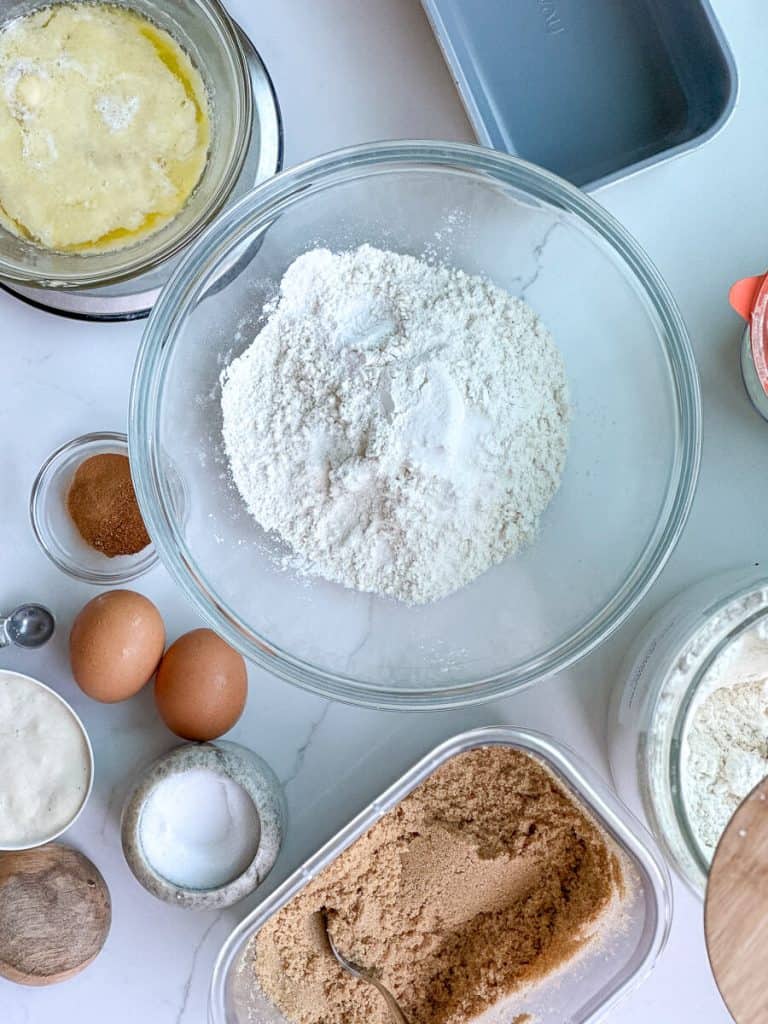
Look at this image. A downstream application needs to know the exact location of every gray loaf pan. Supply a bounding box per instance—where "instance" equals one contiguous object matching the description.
[422,0,737,189]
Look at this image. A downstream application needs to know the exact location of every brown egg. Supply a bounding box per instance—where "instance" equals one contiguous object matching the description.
[154,629,247,741]
[70,590,165,703]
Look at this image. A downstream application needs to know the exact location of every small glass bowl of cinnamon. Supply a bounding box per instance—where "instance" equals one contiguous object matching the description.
[30,432,158,584]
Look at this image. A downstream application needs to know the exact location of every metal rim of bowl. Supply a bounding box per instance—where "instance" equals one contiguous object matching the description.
[0,669,95,852]
[30,430,159,584]
[129,140,703,711]
[0,0,254,289]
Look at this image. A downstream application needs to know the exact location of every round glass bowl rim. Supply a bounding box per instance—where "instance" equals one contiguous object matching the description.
[30,430,159,584]
[0,668,94,851]
[0,0,253,288]
[129,139,702,710]
[655,574,768,888]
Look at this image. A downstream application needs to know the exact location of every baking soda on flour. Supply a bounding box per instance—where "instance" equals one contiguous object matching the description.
[221,245,569,604]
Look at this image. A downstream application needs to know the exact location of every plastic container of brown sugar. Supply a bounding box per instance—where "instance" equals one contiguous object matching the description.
[209,727,672,1024]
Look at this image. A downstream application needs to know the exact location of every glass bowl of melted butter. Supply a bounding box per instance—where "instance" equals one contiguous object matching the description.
[0,0,253,288]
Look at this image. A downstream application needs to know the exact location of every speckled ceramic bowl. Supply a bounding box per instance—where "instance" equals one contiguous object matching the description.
[121,741,285,909]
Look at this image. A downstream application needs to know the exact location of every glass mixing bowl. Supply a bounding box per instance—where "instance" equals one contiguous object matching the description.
[0,0,252,288]
[130,141,701,710]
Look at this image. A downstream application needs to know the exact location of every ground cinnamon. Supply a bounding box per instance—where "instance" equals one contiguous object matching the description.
[253,747,626,1024]
[67,453,150,557]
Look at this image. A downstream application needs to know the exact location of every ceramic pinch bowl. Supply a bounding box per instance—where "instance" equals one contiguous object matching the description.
[121,741,285,909]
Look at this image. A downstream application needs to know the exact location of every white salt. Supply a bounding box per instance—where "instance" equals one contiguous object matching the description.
[140,768,260,890]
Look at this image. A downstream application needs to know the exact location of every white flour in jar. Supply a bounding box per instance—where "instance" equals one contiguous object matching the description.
[220,245,569,604]
[681,603,768,858]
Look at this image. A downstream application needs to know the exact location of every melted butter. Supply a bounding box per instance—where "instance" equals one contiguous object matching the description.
[65,208,172,254]
[139,22,206,125]
[0,3,211,254]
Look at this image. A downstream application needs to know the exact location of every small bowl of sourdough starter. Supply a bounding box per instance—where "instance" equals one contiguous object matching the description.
[0,0,254,289]
[609,566,768,895]
[0,669,94,851]
[209,728,671,1024]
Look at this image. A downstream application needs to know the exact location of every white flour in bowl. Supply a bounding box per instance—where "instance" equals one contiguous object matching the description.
[220,245,569,604]
[682,611,768,858]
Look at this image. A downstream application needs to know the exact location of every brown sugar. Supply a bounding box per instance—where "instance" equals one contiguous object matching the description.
[67,453,150,557]
[253,747,626,1024]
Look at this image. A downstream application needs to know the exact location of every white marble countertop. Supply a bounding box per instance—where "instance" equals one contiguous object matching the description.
[2,0,764,1020]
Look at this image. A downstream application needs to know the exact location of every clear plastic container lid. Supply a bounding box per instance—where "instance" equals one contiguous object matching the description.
[209,727,671,1024]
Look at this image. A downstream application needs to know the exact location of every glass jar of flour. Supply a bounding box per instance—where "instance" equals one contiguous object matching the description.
[608,567,768,895]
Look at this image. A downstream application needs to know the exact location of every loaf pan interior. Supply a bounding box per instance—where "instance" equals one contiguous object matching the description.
[422,0,737,188]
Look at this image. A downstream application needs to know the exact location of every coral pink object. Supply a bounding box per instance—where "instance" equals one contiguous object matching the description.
[730,273,768,396]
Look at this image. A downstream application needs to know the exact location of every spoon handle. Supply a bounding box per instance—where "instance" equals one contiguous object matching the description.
[367,977,410,1024]
[318,910,410,1024]
[0,618,9,648]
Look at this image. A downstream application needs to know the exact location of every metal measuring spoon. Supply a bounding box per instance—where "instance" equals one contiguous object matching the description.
[318,909,410,1024]
[0,604,55,649]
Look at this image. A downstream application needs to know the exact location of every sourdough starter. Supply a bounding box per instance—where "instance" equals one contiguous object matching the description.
[0,670,91,847]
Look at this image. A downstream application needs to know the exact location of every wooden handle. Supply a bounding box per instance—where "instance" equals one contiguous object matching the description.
[705,775,768,1023]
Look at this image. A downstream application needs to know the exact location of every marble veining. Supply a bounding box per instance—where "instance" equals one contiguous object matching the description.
[280,703,333,791]
[0,0,754,1021]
